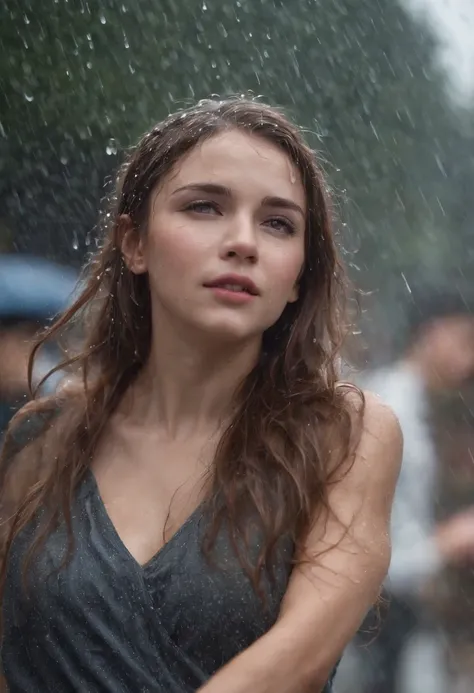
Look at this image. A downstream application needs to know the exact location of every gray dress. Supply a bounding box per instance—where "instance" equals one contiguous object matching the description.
[2,469,337,692]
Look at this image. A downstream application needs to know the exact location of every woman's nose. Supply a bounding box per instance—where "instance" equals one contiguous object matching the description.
[219,215,259,264]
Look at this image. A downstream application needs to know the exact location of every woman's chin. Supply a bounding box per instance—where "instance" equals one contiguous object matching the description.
[191,317,263,347]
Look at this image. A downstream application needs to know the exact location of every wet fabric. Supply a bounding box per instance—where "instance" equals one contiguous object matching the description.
[2,469,337,692]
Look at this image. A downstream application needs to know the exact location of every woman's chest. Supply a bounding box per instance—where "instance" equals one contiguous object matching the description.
[91,429,215,567]
[6,482,294,672]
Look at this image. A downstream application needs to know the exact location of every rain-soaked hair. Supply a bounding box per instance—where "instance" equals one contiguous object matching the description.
[0,97,363,606]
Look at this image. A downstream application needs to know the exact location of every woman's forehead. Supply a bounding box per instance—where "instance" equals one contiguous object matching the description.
[161,129,305,205]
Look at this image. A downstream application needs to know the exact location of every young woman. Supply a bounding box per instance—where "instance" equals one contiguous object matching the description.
[0,98,402,693]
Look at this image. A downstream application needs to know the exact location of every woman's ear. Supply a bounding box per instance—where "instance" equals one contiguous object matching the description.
[118,214,148,275]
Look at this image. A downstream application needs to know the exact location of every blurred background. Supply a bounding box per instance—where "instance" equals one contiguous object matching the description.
[1,1,474,691]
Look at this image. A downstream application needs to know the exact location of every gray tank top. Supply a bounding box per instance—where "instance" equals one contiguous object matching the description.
[2,469,337,692]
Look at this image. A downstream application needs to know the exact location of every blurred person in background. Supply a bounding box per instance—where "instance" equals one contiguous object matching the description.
[338,288,474,693]
[0,253,77,438]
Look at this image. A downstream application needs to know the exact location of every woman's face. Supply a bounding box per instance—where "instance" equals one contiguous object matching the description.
[125,129,306,344]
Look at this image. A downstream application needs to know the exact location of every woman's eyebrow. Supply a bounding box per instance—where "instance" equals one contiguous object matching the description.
[171,183,232,197]
[262,196,305,218]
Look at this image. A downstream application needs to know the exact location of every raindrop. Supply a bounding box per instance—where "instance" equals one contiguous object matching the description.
[99,14,106,24]
[369,122,380,141]
[106,138,117,156]
[24,93,34,102]
[401,272,412,294]
[202,1,207,9]
[435,154,447,177]
[60,156,68,165]
[72,232,79,251]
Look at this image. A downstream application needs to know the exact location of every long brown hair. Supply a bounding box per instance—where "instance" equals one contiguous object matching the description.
[0,97,361,600]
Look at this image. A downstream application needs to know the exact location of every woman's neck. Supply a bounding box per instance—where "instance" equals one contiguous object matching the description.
[120,327,261,439]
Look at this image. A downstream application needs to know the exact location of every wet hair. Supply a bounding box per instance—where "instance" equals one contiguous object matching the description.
[0,97,362,603]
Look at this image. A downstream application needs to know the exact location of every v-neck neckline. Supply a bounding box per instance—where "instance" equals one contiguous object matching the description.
[85,468,205,573]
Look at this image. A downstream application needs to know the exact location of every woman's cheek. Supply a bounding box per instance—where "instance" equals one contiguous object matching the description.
[147,222,203,275]
[270,252,304,294]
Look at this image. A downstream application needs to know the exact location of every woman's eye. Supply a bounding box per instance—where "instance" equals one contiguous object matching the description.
[265,217,296,235]
[185,201,219,215]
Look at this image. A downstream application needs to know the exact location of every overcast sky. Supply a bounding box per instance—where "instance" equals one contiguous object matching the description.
[401,0,474,106]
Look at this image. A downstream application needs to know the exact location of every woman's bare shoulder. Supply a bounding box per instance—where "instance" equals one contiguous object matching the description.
[348,388,403,490]
[360,388,403,448]
[329,384,403,484]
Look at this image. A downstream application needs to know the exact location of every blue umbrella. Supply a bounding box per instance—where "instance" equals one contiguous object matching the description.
[0,254,78,322]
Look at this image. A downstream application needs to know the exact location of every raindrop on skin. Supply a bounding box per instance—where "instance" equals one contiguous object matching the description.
[288,160,297,184]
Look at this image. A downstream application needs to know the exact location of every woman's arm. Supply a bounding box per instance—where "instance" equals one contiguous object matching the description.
[198,392,403,693]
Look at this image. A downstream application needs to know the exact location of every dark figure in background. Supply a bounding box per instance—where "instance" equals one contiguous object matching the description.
[354,289,474,693]
[0,318,46,437]
[0,98,401,693]
[0,319,31,436]
[0,254,77,439]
